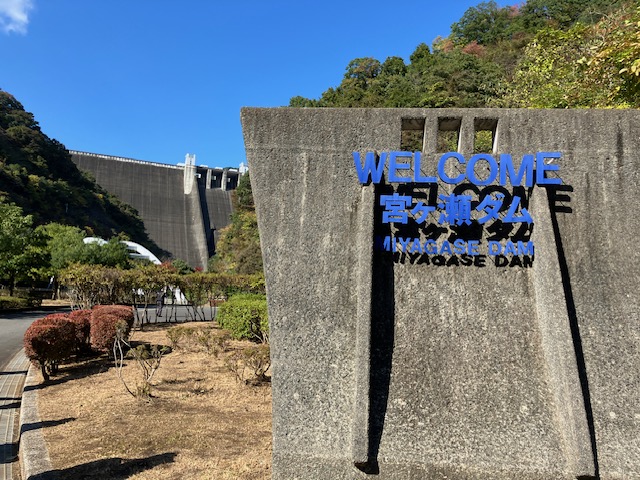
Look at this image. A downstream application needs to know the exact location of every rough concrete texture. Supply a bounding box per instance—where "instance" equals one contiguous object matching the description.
[241,108,640,479]
[71,152,234,268]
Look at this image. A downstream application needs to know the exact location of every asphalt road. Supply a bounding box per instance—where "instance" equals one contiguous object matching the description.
[0,309,69,372]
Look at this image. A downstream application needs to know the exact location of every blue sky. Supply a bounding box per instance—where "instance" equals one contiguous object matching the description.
[0,1,510,168]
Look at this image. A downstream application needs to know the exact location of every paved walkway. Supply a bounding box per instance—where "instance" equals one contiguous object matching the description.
[0,350,29,480]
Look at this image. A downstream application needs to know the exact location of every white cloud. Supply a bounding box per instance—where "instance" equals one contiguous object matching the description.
[0,0,34,35]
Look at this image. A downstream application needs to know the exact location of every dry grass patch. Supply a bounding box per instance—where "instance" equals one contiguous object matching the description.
[36,322,271,479]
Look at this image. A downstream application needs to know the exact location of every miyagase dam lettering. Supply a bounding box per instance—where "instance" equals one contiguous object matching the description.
[376,238,534,256]
[354,151,564,264]
[374,237,535,268]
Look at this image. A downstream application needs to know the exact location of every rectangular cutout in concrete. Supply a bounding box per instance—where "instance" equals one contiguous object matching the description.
[473,118,498,153]
[401,118,425,151]
[437,117,461,152]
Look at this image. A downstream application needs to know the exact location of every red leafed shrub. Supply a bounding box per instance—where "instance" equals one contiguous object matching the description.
[68,310,92,351]
[90,305,134,352]
[92,305,134,327]
[90,314,123,352]
[24,317,76,382]
[42,313,70,322]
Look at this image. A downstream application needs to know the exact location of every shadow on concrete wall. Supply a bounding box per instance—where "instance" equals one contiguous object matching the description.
[547,183,598,478]
[358,184,396,474]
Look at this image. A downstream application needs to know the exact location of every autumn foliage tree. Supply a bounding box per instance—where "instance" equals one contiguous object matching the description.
[289,0,639,110]
[582,4,640,107]
[504,4,640,108]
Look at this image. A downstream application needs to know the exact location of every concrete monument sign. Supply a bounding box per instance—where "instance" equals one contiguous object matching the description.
[241,108,640,479]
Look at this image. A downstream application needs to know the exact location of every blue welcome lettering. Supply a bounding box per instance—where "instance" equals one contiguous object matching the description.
[353,151,385,184]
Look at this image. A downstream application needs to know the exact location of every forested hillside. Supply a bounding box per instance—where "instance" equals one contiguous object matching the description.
[0,90,155,246]
[291,0,640,109]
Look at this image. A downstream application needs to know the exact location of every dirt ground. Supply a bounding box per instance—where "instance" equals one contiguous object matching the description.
[40,299,72,308]
[35,323,272,479]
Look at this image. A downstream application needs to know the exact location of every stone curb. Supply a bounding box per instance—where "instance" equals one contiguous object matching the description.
[0,350,30,480]
[20,364,57,480]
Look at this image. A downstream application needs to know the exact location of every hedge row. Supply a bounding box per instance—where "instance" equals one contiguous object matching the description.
[0,296,31,310]
[60,264,266,310]
[217,294,268,343]
[23,305,135,382]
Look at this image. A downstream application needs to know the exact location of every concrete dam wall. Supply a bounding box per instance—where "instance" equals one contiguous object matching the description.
[71,151,237,269]
[242,108,640,479]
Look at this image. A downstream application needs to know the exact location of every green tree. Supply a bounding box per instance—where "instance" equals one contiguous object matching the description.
[210,210,262,275]
[408,43,434,72]
[343,57,382,86]
[39,223,132,274]
[38,223,86,273]
[519,0,628,30]
[121,263,176,325]
[81,238,131,268]
[209,173,262,275]
[290,38,505,109]
[380,56,407,77]
[410,49,506,107]
[0,199,47,294]
[60,264,125,309]
[289,96,318,107]
[451,1,517,45]
[235,172,254,210]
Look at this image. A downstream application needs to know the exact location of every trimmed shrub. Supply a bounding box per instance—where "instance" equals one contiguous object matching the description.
[68,310,92,352]
[24,317,76,382]
[225,344,271,384]
[92,305,135,327]
[42,313,70,322]
[38,315,76,345]
[14,290,43,308]
[90,314,126,352]
[166,325,190,349]
[217,294,268,342]
[90,305,134,352]
[0,296,30,310]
